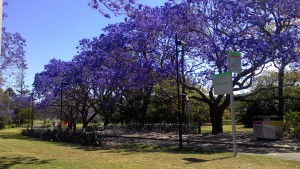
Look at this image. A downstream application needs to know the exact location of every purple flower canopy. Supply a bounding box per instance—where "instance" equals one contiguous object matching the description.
[34,0,300,103]
[31,0,300,130]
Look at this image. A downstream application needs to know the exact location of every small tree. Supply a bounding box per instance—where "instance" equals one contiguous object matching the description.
[284,110,300,138]
[0,89,15,129]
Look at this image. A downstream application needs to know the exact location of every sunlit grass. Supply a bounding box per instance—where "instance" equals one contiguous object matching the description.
[0,128,299,169]
[200,125,253,134]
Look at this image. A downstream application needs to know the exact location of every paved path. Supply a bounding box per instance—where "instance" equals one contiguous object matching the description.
[104,130,300,161]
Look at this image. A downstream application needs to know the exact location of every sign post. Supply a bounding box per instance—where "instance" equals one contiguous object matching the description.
[213,51,241,157]
[229,80,238,157]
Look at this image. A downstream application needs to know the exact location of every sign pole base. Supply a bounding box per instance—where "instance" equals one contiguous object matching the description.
[230,91,238,157]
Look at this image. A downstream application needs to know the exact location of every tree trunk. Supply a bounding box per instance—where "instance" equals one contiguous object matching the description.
[82,121,88,128]
[81,111,98,128]
[73,120,77,131]
[104,114,110,127]
[210,107,224,135]
[68,121,72,130]
[120,96,124,127]
[139,87,153,124]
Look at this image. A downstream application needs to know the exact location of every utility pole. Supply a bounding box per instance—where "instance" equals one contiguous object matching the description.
[175,34,183,149]
[180,41,186,134]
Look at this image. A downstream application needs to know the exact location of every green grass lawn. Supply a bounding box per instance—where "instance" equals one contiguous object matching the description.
[0,128,299,169]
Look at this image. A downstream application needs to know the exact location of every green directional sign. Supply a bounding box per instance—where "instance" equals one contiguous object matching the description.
[213,72,233,95]
[227,51,242,73]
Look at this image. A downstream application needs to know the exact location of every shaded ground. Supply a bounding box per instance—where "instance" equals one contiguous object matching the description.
[103,130,300,161]
[1,128,299,169]
[2,128,299,162]
[0,157,54,169]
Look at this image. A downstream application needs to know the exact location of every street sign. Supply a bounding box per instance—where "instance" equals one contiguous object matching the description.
[213,72,233,95]
[228,51,241,73]
[213,71,238,157]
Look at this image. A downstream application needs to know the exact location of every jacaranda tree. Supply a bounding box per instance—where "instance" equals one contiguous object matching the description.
[34,0,300,135]
[239,0,300,117]
[137,0,299,134]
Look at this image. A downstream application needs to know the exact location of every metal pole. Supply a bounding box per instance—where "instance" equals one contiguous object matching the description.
[230,73,238,157]
[188,103,191,135]
[60,83,63,131]
[176,34,183,149]
[181,43,186,134]
[27,108,30,131]
[18,107,21,126]
[31,96,34,132]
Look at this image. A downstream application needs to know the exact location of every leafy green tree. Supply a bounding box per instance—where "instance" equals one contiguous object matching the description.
[0,89,14,129]
[237,70,300,127]
[147,80,178,123]
[284,110,300,138]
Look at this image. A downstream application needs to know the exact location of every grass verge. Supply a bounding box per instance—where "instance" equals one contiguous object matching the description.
[0,128,299,169]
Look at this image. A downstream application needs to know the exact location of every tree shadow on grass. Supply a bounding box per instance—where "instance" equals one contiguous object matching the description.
[8,129,298,156]
[182,156,231,164]
[182,157,209,163]
[0,128,41,141]
[75,143,233,164]
[68,135,230,155]
[74,142,227,155]
[2,132,224,156]
[0,156,55,169]
[0,132,40,142]
[0,133,26,139]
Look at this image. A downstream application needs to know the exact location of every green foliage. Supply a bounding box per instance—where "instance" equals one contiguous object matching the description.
[146,80,178,123]
[237,101,278,128]
[0,115,9,129]
[7,123,17,128]
[11,107,31,125]
[283,110,300,138]
[146,80,210,123]
[237,70,300,128]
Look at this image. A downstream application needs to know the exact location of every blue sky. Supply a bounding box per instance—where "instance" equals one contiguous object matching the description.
[3,0,166,89]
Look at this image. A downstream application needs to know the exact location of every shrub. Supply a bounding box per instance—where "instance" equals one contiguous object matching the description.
[8,123,17,128]
[283,110,300,138]
[0,115,9,129]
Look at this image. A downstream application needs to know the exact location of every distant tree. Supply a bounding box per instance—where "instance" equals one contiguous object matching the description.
[1,29,26,86]
[0,89,15,129]
[14,66,30,95]
[1,2,27,87]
